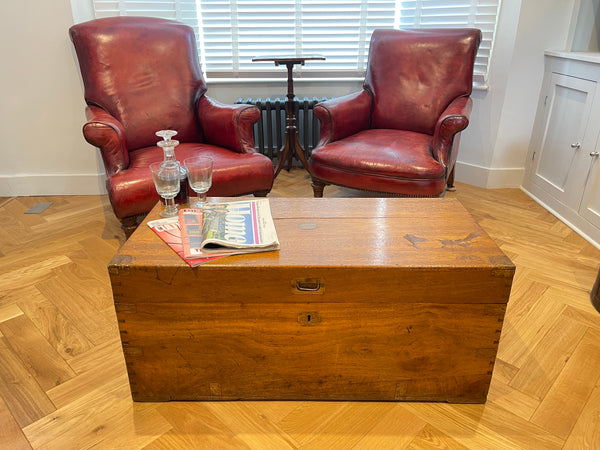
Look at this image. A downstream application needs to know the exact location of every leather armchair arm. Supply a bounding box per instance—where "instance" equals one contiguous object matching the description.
[314,90,372,146]
[83,105,129,176]
[197,95,260,154]
[432,96,472,168]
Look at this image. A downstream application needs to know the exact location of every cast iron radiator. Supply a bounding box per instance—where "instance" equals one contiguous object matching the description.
[234,97,329,164]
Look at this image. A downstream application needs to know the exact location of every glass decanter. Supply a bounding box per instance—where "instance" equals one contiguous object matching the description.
[156,130,189,207]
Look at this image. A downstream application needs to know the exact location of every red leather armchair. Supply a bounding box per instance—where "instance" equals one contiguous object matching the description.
[309,28,481,197]
[69,17,274,236]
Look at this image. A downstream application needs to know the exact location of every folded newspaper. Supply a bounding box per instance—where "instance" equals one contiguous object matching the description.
[147,216,226,266]
[179,199,280,259]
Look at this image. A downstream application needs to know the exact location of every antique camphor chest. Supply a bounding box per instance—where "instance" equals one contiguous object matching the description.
[108,198,514,403]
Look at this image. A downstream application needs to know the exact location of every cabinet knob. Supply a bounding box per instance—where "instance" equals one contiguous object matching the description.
[591,151,600,157]
[571,142,581,149]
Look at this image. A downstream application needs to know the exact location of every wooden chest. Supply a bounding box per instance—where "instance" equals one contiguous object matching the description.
[108,198,514,403]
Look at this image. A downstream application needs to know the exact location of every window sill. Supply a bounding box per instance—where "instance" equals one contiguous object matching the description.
[206,77,365,84]
[206,77,489,91]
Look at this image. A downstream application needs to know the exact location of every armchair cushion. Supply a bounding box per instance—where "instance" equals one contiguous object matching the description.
[310,129,445,196]
[109,143,274,219]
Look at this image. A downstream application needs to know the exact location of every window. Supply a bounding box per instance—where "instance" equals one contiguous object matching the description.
[398,1,500,87]
[91,0,500,86]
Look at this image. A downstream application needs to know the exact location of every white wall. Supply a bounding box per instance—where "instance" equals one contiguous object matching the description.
[572,0,600,51]
[456,0,578,188]
[0,1,583,195]
[0,0,105,195]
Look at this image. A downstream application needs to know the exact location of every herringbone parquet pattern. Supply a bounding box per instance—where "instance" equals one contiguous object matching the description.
[1,169,599,449]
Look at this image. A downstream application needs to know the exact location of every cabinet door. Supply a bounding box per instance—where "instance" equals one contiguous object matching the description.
[580,153,600,227]
[530,73,598,206]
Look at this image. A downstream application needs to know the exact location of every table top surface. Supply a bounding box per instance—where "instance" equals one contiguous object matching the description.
[112,197,514,271]
[252,54,326,63]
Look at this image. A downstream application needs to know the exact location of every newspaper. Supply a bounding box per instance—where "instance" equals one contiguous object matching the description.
[179,198,280,259]
[147,216,226,266]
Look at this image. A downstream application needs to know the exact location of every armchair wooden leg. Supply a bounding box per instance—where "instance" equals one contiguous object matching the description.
[121,215,143,239]
[446,167,456,192]
[311,179,326,198]
[253,190,270,197]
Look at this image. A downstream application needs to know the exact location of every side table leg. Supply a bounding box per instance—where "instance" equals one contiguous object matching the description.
[274,117,312,177]
[292,131,311,173]
[274,134,292,178]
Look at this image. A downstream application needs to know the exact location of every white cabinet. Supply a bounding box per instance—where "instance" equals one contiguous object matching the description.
[523,51,600,248]
[581,158,600,226]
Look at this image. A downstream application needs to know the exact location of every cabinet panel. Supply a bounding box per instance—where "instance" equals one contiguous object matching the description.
[580,156,600,227]
[531,73,596,206]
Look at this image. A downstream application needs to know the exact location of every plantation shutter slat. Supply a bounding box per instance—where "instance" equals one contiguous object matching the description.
[90,0,500,86]
[399,0,500,86]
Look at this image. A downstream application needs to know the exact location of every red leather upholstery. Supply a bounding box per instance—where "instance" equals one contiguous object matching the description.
[69,17,274,234]
[310,28,481,197]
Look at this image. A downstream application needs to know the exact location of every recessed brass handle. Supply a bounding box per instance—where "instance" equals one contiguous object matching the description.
[296,279,320,291]
[292,278,324,294]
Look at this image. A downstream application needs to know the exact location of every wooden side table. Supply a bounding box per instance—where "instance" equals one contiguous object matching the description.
[252,55,325,177]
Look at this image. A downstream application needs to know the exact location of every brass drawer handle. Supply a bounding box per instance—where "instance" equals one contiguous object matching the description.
[292,278,324,294]
[296,279,320,291]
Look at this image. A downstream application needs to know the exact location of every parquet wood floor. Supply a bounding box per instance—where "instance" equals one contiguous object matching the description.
[1,169,599,449]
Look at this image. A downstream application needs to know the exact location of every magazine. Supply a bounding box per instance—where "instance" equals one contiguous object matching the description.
[147,217,226,266]
[179,198,280,259]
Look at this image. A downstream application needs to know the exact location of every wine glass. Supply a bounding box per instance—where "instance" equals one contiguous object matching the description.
[184,156,213,208]
[150,161,181,217]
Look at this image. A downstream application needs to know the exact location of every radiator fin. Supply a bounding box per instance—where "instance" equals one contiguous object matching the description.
[235,97,329,164]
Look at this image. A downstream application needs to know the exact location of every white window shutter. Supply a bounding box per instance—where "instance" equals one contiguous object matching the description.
[398,0,501,86]
[91,1,201,58]
[91,0,500,85]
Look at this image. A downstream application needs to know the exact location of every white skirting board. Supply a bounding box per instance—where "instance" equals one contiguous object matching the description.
[454,161,525,189]
[1,163,525,195]
[0,173,107,196]
[521,186,600,250]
